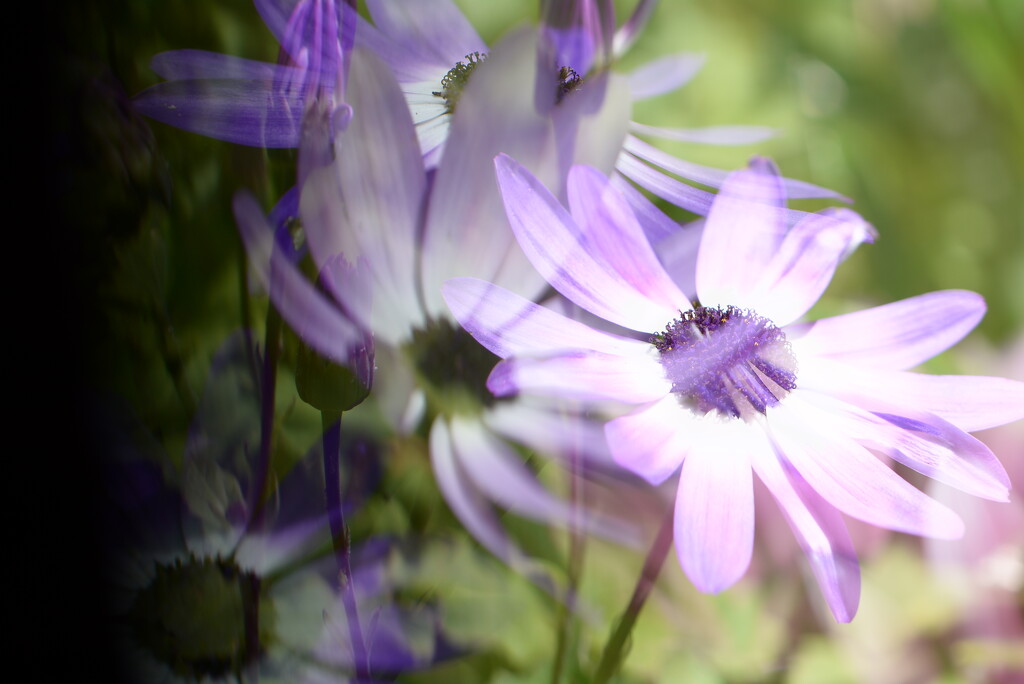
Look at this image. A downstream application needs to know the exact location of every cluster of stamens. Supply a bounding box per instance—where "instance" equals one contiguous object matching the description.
[433,52,487,113]
[652,305,797,419]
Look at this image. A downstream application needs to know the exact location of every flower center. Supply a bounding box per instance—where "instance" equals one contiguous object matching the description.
[652,305,797,419]
[127,555,276,679]
[407,318,505,416]
[432,52,487,114]
[432,53,584,113]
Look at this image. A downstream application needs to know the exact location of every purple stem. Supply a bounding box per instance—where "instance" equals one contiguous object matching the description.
[322,412,369,679]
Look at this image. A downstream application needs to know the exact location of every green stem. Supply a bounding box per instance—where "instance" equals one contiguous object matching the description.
[592,506,675,684]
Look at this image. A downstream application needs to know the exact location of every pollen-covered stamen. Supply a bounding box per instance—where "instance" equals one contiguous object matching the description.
[652,306,797,418]
[557,65,583,102]
[432,52,487,113]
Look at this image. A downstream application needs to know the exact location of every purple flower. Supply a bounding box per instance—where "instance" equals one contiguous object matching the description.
[236,41,631,566]
[442,154,1024,622]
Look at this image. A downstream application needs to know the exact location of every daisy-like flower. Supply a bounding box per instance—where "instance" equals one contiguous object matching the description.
[235,39,631,565]
[441,154,1024,621]
[136,0,843,215]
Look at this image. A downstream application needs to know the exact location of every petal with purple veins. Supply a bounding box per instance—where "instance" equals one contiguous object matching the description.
[442,277,647,359]
[674,419,755,593]
[696,158,788,307]
[790,290,986,371]
[749,435,860,622]
[495,154,678,331]
[768,394,964,539]
[567,165,693,311]
[487,351,669,404]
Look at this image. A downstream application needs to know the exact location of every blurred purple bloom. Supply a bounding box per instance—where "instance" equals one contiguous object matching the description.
[442,154,1024,622]
[104,332,432,681]
[236,39,632,567]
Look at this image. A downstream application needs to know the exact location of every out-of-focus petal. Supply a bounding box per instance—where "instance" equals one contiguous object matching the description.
[623,135,846,200]
[495,154,677,331]
[675,420,755,592]
[769,394,964,539]
[609,174,684,244]
[233,192,363,363]
[750,436,860,622]
[630,121,776,145]
[615,151,716,215]
[487,351,669,403]
[450,416,634,544]
[151,50,282,81]
[134,78,304,147]
[429,419,514,563]
[749,208,873,326]
[567,165,693,310]
[655,218,704,300]
[442,278,647,359]
[420,30,558,318]
[626,53,704,101]
[365,0,486,69]
[696,157,788,308]
[605,395,692,485]
[799,358,1024,432]
[791,290,986,371]
[612,0,656,56]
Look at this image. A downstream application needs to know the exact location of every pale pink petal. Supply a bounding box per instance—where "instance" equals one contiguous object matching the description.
[799,358,1024,432]
[790,290,986,371]
[487,351,670,404]
[442,278,647,359]
[604,395,693,484]
[567,165,693,310]
[696,158,788,308]
[768,395,964,539]
[749,438,860,622]
[626,53,704,100]
[495,153,678,331]
[675,421,755,592]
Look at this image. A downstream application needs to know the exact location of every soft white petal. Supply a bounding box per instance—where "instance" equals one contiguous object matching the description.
[630,121,777,145]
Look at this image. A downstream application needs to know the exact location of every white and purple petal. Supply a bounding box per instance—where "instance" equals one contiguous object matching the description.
[494,154,678,331]
[674,419,756,593]
[604,395,693,485]
[487,351,669,404]
[768,394,964,539]
[442,277,647,359]
[790,290,986,371]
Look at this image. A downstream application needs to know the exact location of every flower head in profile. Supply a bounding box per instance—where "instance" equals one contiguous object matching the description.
[442,154,1024,621]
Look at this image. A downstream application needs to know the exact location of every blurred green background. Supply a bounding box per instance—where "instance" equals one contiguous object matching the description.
[58,0,1023,681]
